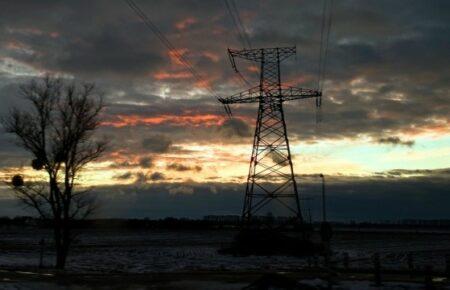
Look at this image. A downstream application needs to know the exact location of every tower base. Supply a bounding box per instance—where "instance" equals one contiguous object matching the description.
[219,227,324,257]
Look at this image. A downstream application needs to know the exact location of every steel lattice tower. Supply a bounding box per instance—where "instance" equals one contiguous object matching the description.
[219,47,321,226]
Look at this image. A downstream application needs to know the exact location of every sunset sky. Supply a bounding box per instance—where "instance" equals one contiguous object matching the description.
[0,0,449,220]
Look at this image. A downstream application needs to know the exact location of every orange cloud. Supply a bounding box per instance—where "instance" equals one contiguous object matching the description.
[5,40,27,51]
[195,79,212,89]
[405,119,450,137]
[102,113,227,128]
[168,48,189,66]
[153,71,192,80]
[194,73,219,90]
[175,17,197,30]
[203,51,220,63]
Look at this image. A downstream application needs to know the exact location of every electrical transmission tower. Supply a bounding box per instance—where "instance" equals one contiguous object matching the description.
[219,47,321,227]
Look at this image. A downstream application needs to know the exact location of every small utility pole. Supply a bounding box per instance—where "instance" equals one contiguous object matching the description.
[319,174,332,263]
[320,173,326,222]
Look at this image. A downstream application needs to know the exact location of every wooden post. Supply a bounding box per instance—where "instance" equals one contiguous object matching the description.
[372,252,382,286]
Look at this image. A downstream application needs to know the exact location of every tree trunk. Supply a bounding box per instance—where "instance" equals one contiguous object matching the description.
[54,222,71,269]
[55,246,66,269]
[55,234,70,269]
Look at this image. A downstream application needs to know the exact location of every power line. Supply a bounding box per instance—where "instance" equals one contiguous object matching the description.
[320,0,334,92]
[230,0,258,83]
[124,0,218,96]
[223,0,255,87]
[315,0,334,124]
[317,0,328,90]
[224,0,248,49]
[223,0,250,87]
[229,0,252,49]
[236,70,252,87]
[316,0,334,92]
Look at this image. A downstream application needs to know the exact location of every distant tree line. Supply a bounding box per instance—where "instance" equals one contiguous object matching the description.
[3,216,450,230]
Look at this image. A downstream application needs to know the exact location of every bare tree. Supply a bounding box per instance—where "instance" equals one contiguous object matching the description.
[2,75,106,269]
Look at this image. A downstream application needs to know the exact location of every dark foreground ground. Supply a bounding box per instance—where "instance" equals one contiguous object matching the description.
[1,268,450,289]
[1,226,450,289]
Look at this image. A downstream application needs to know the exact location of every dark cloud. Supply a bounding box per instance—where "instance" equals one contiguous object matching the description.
[218,118,252,138]
[375,168,450,178]
[149,171,165,181]
[166,162,202,172]
[109,160,134,169]
[114,171,133,180]
[142,135,172,153]
[135,171,148,184]
[138,156,153,168]
[167,163,190,171]
[114,170,164,183]
[57,28,165,77]
[134,171,166,183]
[377,136,415,147]
[168,185,194,195]
[109,156,154,169]
[1,0,448,147]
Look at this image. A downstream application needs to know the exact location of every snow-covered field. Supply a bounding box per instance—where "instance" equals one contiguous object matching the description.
[1,227,450,273]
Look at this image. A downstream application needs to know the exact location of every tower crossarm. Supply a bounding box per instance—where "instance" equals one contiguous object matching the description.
[278,86,322,102]
[228,47,296,64]
[218,85,261,104]
[218,85,321,105]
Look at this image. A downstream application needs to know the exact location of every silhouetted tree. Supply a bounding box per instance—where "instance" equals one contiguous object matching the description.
[2,76,106,269]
